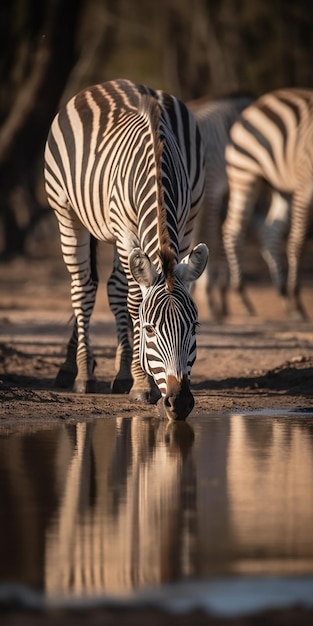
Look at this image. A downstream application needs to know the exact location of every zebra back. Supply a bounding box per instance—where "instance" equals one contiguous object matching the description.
[45,79,204,269]
[189,95,254,160]
[226,88,313,191]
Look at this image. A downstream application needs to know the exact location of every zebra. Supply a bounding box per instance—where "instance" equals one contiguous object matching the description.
[187,94,255,319]
[44,79,208,421]
[223,88,313,319]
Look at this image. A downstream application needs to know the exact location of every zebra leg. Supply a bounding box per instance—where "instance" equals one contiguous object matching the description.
[191,173,229,320]
[130,321,161,404]
[223,178,261,315]
[204,184,228,320]
[55,317,98,389]
[285,188,312,320]
[57,215,98,393]
[213,189,232,319]
[55,319,78,388]
[107,247,133,393]
[127,280,161,405]
[260,191,290,304]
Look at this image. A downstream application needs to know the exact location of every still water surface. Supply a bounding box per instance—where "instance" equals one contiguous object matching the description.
[1,411,313,610]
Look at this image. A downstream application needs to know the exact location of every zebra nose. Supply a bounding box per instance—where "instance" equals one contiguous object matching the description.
[164,391,194,421]
[164,378,194,421]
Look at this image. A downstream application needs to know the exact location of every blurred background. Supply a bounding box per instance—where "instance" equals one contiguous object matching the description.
[0,0,313,260]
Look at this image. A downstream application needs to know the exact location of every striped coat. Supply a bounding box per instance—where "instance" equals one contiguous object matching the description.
[223,88,313,319]
[188,95,254,318]
[44,79,208,420]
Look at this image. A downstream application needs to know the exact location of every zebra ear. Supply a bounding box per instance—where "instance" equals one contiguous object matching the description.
[129,248,158,292]
[175,243,209,284]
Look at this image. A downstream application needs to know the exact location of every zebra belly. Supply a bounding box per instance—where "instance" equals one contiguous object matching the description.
[88,218,115,243]
[68,200,116,244]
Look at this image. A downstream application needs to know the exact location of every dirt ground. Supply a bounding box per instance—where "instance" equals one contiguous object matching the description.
[1,242,313,428]
[0,241,313,624]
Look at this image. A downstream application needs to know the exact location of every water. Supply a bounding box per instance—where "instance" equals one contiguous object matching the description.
[1,410,313,615]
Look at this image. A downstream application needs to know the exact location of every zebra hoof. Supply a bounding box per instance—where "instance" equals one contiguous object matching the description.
[148,387,162,405]
[111,377,133,394]
[287,307,308,322]
[54,368,77,389]
[73,378,97,394]
[129,388,161,404]
[129,389,151,403]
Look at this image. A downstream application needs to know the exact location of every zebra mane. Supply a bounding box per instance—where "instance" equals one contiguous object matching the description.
[158,246,176,292]
[138,94,176,291]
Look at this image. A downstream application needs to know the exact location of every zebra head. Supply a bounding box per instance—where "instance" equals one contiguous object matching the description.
[129,243,208,421]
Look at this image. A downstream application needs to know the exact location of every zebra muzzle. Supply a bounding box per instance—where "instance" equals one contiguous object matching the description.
[163,375,194,421]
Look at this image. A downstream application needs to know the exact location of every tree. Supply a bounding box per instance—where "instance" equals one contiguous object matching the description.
[0,0,87,258]
[1,0,313,258]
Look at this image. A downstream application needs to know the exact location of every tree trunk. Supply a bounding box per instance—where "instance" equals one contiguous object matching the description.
[0,0,87,258]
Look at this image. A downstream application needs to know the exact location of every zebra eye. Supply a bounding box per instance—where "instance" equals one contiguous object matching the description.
[144,323,156,337]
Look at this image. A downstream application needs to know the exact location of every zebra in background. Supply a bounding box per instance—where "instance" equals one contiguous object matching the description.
[44,79,208,421]
[223,88,313,319]
[187,94,257,319]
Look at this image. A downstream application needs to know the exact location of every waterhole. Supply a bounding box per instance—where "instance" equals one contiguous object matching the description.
[1,410,313,615]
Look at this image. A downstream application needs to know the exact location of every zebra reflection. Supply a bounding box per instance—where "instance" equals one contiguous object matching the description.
[45,417,195,598]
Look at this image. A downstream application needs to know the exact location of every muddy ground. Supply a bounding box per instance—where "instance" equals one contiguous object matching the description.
[0,240,313,624]
[1,242,313,429]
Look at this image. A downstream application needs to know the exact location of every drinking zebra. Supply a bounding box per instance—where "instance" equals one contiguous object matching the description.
[187,94,254,318]
[44,79,208,421]
[223,88,313,319]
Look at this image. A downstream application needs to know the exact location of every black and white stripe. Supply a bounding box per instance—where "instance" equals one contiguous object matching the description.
[187,95,254,318]
[44,79,208,420]
[223,88,313,319]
